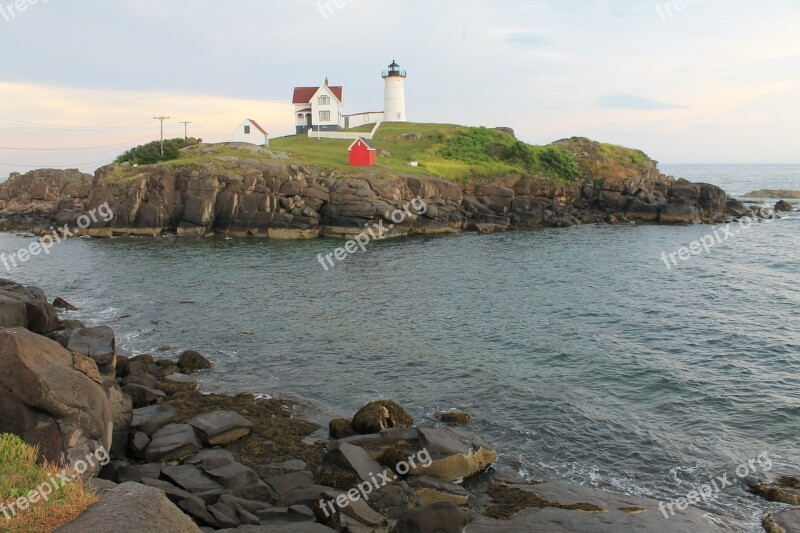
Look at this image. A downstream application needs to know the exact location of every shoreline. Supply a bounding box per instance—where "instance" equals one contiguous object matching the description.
[2,277,797,531]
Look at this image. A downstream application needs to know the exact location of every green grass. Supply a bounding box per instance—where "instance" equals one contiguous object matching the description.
[105,123,640,185]
[269,122,579,182]
[0,434,98,533]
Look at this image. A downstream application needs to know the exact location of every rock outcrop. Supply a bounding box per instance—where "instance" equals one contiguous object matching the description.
[0,328,113,477]
[0,143,750,239]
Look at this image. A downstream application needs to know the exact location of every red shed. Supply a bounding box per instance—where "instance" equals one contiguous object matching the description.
[348,137,377,167]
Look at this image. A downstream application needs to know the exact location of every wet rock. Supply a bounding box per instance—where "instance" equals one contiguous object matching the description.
[67,326,116,364]
[131,404,178,435]
[159,372,198,394]
[329,418,356,439]
[54,481,201,533]
[391,502,468,533]
[189,410,253,446]
[352,400,414,434]
[751,476,800,505]
[178,349,213,373]
[775,200,795,212]
[145,423,202,462]
[764,509,800,533]
[437,411,473,425]
[53,297,78,310]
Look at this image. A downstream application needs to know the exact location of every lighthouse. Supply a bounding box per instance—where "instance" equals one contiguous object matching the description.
[382,60,407,122]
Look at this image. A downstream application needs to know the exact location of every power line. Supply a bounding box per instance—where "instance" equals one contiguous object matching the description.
[0,135,154,151]
[0,117,154,131]
[0,158,115,169]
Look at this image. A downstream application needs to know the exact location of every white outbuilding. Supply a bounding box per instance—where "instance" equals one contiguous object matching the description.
[231,119,269,146]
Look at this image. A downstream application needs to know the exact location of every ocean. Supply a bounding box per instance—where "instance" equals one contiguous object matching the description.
[1,164,798,531]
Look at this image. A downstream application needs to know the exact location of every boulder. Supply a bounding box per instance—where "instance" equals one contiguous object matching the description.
[53,297,78,310]
[204,461,260,490]
[775,200,795,212]
[54,482,201,533]
[352,400,414,434]
[329,418,356,439]
[0,293,27,329]
[178,349,214,373]
[145,423,202,462]
[188,410,253,446]
[0,328,112,476]
[264,471,315,500]
[103,378,133,458]
[0,279,59,334]
[67,326,116,364]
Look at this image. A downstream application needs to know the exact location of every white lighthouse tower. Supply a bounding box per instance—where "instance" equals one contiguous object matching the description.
[382,60,407,122]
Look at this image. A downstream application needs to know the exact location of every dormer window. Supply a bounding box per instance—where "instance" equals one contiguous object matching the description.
[319,95,330,105]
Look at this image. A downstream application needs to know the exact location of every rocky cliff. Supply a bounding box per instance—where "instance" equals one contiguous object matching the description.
[0,141,747,238]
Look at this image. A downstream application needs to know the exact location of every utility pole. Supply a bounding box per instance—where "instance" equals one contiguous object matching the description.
[178,121,192,140]
[153,116,170,156]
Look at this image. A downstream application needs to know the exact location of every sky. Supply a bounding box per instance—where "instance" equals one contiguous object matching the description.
[0,0,798,177]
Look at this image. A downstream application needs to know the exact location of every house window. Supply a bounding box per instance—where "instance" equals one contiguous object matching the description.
[319,95,330,105]
[320,111,331,122]
[244,125,251,134]
[364,115,369,123]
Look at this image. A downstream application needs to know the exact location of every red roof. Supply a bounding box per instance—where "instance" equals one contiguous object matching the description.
[246,119,268,135]
[292,85,343,104]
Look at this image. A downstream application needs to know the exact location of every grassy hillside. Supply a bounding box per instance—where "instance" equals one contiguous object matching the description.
[270,122,583,183]
[101,123,654,186]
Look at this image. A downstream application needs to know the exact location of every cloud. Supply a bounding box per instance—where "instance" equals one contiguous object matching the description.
[598,94,686,110]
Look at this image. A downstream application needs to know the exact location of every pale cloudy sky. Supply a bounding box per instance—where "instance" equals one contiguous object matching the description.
[1,0,798,176]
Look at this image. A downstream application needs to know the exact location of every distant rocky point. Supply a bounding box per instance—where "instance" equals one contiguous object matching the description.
[743,189,800,199]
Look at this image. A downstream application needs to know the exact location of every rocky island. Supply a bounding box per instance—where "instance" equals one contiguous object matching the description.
[0,124,770,240]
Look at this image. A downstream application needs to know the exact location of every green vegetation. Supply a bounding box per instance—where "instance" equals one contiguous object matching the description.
[106,123,651,186]
[115,137,202,165]
[270,122,582,183]
[0,434,98,533]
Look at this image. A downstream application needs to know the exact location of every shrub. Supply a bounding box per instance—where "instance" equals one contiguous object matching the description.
[115,137,202,165]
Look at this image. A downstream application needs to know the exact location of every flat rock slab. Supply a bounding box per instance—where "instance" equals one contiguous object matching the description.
[145,423,202,462]
[468,482,729,533]
[67,326,116,363]
[162,464,224,494]
[55,481,201,533]
[265,471,314,499]
[205,461,260,490]
[131,404,177,435]
[189,410,253,446]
